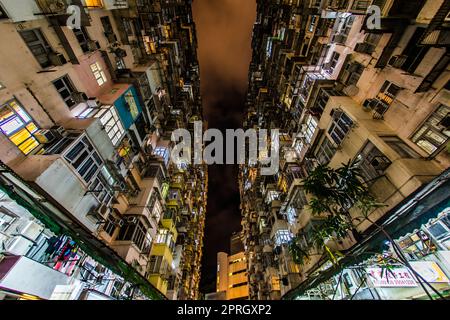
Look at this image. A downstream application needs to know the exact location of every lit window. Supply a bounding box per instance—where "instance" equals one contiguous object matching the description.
[154,147,169,165]
[274,230,293,247]
[266,190,280,203]
[304,115,318,143]
[294,139,304,155]
[90,62,107,86]
[286,206,297,225]
[0,99,40,155]
[97,106,125,146]
[152,200,163,221]
[85,0,103,8]
[412,104,450,154]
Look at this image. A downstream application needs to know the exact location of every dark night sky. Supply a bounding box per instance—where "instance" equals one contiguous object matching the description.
[192,0,257,293]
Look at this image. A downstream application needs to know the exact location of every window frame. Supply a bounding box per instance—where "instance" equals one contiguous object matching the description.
[411,104,450,155]
[328,109,354,146]
[0,99,41,155]
[90,62,107,86]
[52,75,77,109]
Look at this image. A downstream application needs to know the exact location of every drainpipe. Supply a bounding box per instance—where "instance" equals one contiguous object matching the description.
[25,85,57,126]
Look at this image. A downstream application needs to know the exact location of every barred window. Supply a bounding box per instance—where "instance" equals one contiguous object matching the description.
[412,104,450,154]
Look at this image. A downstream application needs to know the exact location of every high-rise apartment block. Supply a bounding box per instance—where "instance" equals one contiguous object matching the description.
[239,0,450,300]
[0,0,206,300]
[207,232,249,301]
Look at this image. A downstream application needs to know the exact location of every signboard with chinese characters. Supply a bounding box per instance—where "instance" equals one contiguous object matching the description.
[366,267,417,287]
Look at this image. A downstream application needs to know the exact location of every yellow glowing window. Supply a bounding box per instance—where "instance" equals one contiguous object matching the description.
[0,99,41,155]
[85,0,103,8]
[90,62,107,86]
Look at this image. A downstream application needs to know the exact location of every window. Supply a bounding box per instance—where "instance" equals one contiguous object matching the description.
[0,99,41,155]
[304,115,318,144]
[116,58,126,70]
[53,75,77,108]
[154,147,169,165]
[274,230,293,247]
[100,16,117,43]
[117,220,151,252]
[326,51,340,74]
[328,109,354,146]
[59,136,113,204]
[85,0,104,7]
[168,189,180,201]
[340,61,364,86]
[148,256,164,274]
[316,136,337,165]
[355,141,391,184]
[103,214,117,236]
[266,190,280,203]
[312,88,343,116]
[96,106,125,146]
[19,29,53,68]
[155,229,173,249]
[294,139,304,156]
[308,16,317,32]
[377,81,401,106]
[286,206,297,225]
[90,62,107,86]
[64,136,102,184]
[382,136,420,159]
[152,199,163,221]
[412,104,450,154]
[73,27,91,53]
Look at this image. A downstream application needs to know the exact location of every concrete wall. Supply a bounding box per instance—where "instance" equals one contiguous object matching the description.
[0,256,70,300]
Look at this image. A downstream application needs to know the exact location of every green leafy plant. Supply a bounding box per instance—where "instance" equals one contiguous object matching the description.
[289,236,310,265]
[297,159,384,265]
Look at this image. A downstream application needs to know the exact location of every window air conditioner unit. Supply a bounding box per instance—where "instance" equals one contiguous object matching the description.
[127,216,138,224]
[333,34,347,44]
[354,42,374,54]
[71,92,88,104]
[50,125,67,137]
[48,52,67,66]
[323,62,333,73]
[34,129,57,144]
[87,40,101,52]
[87,98,101,108]
[87,205,109,222]
[388,55,407,68]
[330,108,344,120]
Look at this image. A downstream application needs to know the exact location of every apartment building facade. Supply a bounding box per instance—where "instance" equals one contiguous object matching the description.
[239,0,450,300]
[207,232,249,300]
[0,0,206,300]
